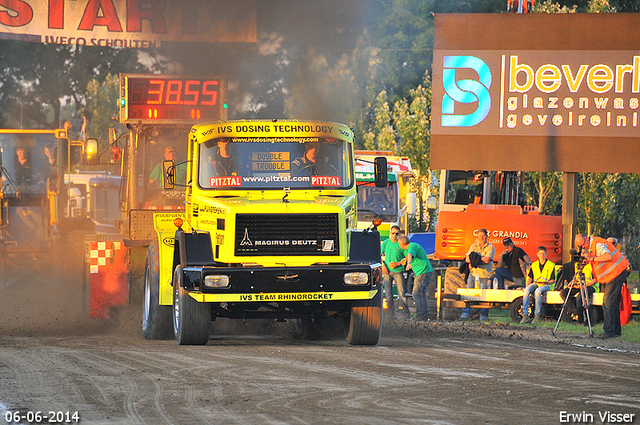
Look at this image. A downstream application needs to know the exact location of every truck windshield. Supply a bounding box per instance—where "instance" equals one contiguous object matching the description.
[356,182,398,222]
[445,170,483,205]
[0,133,62,196]
[198,137,353,190]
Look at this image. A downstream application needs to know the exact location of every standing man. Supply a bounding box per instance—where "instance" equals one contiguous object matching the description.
[460,228,495,321]
[495,238,531,289]
[398,235,433,321]
[149,146,185,187]
[575,234,630,339]
[381,225,409,319]
[521,246,556,325]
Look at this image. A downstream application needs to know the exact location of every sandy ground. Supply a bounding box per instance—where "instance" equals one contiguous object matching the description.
[0,302,639,425]
[1,247,639,424]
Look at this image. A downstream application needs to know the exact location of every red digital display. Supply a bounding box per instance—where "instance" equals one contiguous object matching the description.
[121,75,225,123]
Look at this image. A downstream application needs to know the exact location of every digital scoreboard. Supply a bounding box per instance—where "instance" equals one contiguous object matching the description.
[119,74,227,124]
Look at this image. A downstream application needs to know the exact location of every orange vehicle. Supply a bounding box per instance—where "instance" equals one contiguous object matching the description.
[435,170,562,264]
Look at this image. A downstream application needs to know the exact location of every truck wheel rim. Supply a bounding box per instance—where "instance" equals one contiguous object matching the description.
[143,266,151,325]
[173,286,180,331]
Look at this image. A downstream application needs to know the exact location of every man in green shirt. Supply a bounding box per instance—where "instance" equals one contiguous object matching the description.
[398,235,433,321]
[381,225,409,319]
[149,146,187,188]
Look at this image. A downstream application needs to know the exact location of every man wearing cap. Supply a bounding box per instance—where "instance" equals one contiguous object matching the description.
[149,146,185,188]
[495,238,531,289]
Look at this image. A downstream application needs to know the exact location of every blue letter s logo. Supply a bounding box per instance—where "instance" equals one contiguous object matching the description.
[442,56,491,127]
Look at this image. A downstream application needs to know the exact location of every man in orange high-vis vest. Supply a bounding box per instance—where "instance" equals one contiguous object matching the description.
[575,234,630,339]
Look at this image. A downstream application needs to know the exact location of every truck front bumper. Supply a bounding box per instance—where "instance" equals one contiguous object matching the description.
[180,262,383,303]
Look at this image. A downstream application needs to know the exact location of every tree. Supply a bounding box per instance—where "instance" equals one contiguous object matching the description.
[393,76,435,230]
[525,172,563,214]
[0,41,143,129]
[82,74,127,146]
[534,0,578,12]
[577,173,615,236]
[602,174,640,267]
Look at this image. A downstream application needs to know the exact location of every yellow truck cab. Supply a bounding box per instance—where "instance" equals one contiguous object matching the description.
[143,120,384,345]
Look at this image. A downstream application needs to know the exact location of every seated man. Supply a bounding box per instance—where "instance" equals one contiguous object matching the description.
[15,147,33,185]
[459,228,495,321]
[292,142,333,177]
[365,192,391,210]
[520,246,556,325]
[210,138,238,177]
[495,238,531,289]
[560,261,596,325]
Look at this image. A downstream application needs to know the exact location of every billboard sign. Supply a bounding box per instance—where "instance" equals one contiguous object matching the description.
[432,14,640,173]
[0,0,257,48]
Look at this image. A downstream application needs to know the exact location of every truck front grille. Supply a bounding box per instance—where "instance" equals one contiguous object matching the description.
[235,213,339,256]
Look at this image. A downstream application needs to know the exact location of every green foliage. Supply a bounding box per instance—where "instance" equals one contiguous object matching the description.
[359,74,435,231]
[534,0,622,11]
[365,0,435,102]
[587,0,616,11]
[534,0,578,12]
[524,172,563,214]
[0,41,142,130]
[601,174,640,269]
[82,75,127,148]
[577,173,615,236]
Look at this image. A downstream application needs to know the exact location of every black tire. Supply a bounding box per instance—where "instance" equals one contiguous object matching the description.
[173,265,211,345]
[584,306,600,325]
[142,241,173,339]
[344,293,382,346]
[561,304,578,323]
[509,296,545,322]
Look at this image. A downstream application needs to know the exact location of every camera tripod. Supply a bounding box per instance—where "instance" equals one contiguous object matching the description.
[552,270,594,338]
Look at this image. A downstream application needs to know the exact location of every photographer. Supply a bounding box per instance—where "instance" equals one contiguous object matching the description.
[574,234,630,339]
[559,258,597,326]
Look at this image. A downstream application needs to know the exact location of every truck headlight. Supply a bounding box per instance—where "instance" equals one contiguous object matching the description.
[343,272,368,285]
[204,275,230,288]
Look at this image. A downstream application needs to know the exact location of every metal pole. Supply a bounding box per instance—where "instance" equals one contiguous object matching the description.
[436,273,442,321]
[562,172,577,264]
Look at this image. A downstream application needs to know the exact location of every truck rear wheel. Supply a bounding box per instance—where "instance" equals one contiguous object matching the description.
[142,242,173,340]
[344,294,382,346]
[173,265,211,345]
[509,296,544,322]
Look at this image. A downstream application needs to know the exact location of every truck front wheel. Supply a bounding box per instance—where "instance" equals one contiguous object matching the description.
[173,265,211,345]
[344,294,382,346]
[142,242,173,340]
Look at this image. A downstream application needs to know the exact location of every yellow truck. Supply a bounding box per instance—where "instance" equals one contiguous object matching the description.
[0,127,78,256]
[143,120,385,345]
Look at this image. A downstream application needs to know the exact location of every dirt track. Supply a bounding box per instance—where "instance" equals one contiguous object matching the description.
[0,307,639,425]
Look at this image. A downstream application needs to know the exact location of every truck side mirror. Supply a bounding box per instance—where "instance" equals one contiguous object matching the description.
[86,138,98,166]
[427,195,437,210]
[163,160,175,190]
[374,157,388,188]
[406,192,417,216]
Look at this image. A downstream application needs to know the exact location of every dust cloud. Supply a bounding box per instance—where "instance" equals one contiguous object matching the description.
[0,232,325,341]
[0,232,130,337]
